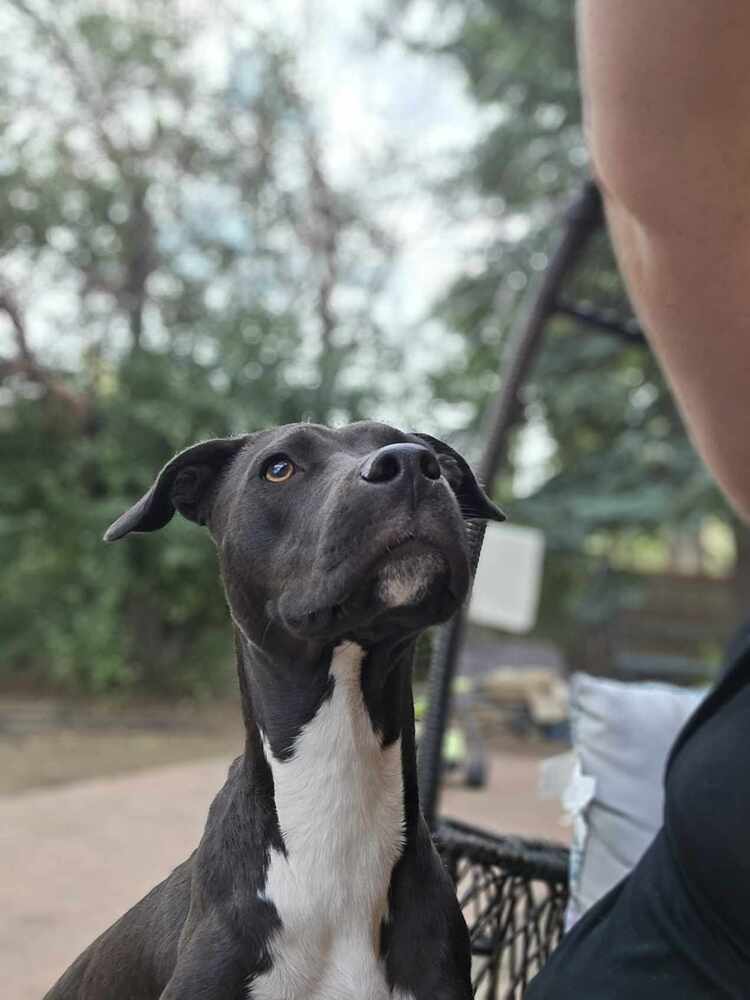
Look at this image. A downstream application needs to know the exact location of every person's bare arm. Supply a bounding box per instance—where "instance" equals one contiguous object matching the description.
[577,0,750,518]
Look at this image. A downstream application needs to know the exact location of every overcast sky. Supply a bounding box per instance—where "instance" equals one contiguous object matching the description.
[195,0,496,429]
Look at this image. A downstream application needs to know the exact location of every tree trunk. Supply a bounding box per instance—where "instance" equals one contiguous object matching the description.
[124,181,154,353]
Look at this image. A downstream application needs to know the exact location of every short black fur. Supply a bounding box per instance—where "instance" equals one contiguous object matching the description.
[46,421,502,1000]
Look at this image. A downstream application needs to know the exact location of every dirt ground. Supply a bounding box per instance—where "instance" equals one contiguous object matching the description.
[0,696,245,794]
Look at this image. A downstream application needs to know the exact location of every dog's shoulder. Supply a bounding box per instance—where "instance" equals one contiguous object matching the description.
[43,855,196,1000]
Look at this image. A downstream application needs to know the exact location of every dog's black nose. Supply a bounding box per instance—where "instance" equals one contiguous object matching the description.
[360,443,441,484]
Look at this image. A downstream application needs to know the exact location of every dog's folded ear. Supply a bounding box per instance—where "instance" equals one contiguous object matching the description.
[413,432,505,522]
[103,435,249,542]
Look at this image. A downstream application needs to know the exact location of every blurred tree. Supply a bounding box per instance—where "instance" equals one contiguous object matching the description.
[0,1,394,692]
[388,0,743,635]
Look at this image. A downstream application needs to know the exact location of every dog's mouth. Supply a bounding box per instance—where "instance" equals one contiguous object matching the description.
[279,535,461,641]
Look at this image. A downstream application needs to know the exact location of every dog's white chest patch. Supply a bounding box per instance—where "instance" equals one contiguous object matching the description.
[249,642,408,1000]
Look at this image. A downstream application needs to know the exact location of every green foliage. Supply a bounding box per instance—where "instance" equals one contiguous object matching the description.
[399,0,734,563]
[0,2,394,693]
[380,0,748,657]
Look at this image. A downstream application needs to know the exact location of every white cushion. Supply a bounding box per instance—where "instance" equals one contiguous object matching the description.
[565,672,707,927]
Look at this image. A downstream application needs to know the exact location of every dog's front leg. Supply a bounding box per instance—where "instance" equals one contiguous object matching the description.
[158,911,254,1000]
[386,825,474,1000]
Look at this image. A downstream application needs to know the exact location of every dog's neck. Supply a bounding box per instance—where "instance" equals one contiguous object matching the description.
[234,626,421,842]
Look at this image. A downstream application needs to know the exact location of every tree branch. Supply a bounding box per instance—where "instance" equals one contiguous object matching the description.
[0,288,89,420]
[7,0,122,167]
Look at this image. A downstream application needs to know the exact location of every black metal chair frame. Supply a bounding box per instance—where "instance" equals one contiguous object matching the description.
[421,180,642,996]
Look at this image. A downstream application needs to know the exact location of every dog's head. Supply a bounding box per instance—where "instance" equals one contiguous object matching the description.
[105,421,503,646]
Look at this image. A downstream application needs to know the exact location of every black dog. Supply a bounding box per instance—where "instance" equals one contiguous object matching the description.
[45,421,503,1000]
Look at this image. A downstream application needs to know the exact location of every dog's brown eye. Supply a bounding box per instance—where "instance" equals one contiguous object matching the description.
[262,456,296,484]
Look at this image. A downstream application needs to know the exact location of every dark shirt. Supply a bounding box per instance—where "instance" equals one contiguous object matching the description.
[526,642,750,998]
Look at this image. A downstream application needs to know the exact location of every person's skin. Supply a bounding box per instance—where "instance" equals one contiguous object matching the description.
[577,1,750,519]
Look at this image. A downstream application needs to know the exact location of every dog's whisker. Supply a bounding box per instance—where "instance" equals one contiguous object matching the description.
[259,613,274,649]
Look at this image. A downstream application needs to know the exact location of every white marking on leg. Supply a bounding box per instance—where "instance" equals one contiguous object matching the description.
[250,642,406,999]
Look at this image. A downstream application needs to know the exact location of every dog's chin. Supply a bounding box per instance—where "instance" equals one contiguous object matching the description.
[349,549,460,640]
[372,548,448,610]
[279,540,466,643]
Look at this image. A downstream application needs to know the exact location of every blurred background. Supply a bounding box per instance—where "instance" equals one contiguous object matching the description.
[1,1,745,995]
